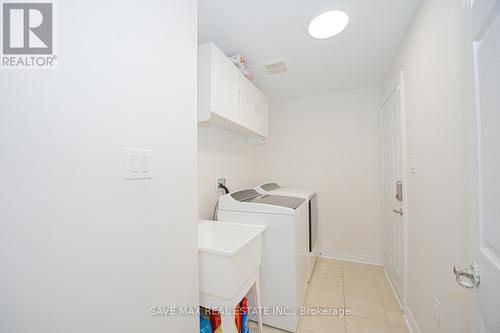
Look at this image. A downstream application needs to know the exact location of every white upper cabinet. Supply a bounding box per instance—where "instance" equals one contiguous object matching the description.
[238,73,256,130]
[212,47,239,121]
[198,42,269,140]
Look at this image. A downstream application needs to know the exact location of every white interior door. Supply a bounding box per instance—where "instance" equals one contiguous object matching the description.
[462,1,500,332]
[382,86,404,302]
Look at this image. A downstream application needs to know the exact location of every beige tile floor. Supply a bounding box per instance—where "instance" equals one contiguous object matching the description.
[249,258,410,333]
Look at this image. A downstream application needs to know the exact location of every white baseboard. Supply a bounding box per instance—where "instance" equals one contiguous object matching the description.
[404,306,421,333]
[317,249,383,266]
[380,265,420,333]
[382,267,403,310]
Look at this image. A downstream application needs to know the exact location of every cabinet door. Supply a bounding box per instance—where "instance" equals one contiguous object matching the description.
[238,74,255,130]
[212,47,239,121]
[254,90,269,137]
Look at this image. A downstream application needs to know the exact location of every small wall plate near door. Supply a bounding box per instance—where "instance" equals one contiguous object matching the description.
[409,155,417,174]
[432,296,441,326]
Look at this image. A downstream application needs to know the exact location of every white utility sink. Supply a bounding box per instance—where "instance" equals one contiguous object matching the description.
[198,220,266,300]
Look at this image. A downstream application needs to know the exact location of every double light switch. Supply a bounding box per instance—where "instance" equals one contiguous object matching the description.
[125,148,152,179]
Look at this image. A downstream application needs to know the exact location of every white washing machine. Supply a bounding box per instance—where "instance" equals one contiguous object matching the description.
[254,183,318,282]
[218,189,308,333]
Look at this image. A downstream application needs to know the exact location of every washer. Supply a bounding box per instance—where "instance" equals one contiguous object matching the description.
[254,183,318,282]
[218,189,308,333]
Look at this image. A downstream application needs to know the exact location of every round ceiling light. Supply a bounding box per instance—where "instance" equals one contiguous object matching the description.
[308,10,349,39]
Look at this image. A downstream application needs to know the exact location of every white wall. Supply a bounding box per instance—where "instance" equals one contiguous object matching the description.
[198,124,260,219]
[256,86,383,262]
[0,1,199,332]
[382,0,470,331]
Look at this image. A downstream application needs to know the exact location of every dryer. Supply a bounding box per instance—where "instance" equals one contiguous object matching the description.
[254,183,318,282]
[218,189,308,333]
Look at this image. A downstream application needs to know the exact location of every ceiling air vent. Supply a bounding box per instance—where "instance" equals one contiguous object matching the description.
[262,58,288,74]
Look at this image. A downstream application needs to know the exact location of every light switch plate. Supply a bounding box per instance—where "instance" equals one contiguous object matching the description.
[125,148,152,179]
[409,155,417,174]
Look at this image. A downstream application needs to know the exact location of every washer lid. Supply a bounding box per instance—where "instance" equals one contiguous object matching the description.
[231,189,261,202]
[221,190,305,215]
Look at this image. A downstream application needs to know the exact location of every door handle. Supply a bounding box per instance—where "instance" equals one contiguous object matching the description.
[453,263,480,289]
[395,180,403,202]
[392,208,403,216]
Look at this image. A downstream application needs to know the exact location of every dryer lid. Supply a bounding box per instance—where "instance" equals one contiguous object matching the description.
[261,183,281,191]
[231,190,305,210]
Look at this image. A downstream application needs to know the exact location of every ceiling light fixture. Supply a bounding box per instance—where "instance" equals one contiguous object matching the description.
[308,10,349,39]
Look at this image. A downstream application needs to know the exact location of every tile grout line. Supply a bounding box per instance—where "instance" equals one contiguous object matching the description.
[344,262,399,330]
[375,267,409,331]
[297,273,311,332]
[341,262,347,333]
[302,259,408,333]
[373,268,393,326]
[298,261,316,333]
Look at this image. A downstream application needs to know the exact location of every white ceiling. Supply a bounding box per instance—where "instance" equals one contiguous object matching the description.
[198,0,421,100]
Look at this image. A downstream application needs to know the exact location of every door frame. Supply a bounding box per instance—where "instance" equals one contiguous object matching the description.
[381,71,409,315]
